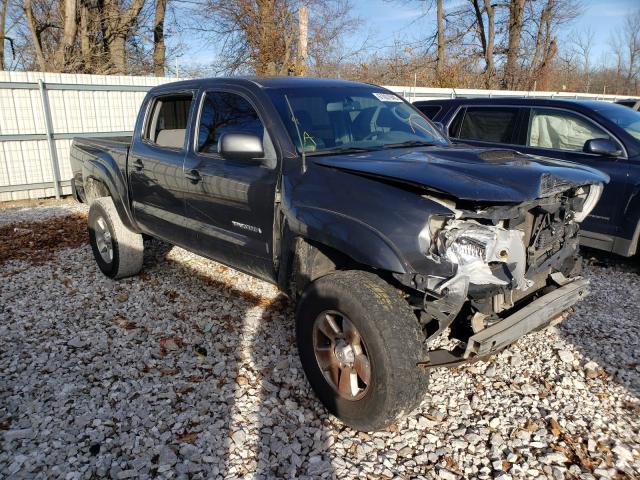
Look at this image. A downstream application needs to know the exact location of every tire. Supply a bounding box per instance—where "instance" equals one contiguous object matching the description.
[88,197,143,279]
[296,270,430,431]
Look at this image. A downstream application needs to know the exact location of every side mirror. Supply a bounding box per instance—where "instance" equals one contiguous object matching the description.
[433,121,449,138]
[218,133,264,161]
[583,138,622,157]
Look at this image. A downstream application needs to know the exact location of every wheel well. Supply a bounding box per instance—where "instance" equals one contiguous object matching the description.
[287,238,352,299]
[84,177,111,202]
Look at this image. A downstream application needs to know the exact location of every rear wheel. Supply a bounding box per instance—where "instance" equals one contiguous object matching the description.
[88,197,143,279]
[296,270,430,431]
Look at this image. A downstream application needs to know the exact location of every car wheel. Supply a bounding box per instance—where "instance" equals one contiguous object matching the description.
[88,197,143,279]
[296,270,430,431]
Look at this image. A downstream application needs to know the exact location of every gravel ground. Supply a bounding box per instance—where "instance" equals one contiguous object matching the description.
[1,202,639,479]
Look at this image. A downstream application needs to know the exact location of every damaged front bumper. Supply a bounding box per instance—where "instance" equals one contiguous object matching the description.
[420,275,589,368]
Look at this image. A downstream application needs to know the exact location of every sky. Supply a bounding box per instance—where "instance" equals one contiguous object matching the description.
[173,0,638,72]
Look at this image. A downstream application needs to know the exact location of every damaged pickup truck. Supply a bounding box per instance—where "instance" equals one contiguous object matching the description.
[70,77,608,431]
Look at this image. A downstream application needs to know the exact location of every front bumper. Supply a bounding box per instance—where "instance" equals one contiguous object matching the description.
[421,275,589,368]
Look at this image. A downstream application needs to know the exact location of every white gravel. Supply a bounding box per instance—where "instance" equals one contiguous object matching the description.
[1,202,639,479]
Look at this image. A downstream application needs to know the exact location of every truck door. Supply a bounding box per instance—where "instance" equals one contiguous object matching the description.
[128,91,195,246]
[182,88,279,282]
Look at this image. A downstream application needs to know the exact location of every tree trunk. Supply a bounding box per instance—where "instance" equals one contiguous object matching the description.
[0,0,7,69]
[483,0,495,86]
[79,3,92,70]
[53,0,78,70]
[24,0,47,70]
[297,5,307,76]
[109,35,126,74]
[504,0,525,89]
[153,0,166,76]
[435,0,445,81]
[103,0,145,74]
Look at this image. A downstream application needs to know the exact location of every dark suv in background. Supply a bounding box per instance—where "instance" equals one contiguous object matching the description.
[414,98,640,256]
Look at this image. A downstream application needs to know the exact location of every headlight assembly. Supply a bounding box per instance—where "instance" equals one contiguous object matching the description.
[574,183,603,222]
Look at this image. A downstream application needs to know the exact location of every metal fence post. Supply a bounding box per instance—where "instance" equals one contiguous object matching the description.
[38,80,62,199]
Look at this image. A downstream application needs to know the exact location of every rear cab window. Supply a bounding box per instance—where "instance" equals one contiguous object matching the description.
[144,93,193,149]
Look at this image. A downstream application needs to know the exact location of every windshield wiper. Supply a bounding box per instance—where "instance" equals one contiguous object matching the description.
[380,140,437,149]
[305,146,382,156]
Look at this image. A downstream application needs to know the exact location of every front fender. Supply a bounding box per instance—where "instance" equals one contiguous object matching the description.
[287,206,409,273]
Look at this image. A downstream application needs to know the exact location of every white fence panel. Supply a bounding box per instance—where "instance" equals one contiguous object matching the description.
[0,71,179,201]
[0,72,637,201]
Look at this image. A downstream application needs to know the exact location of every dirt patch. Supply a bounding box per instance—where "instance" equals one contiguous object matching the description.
[0,196,76,210]
[0,213,88,266]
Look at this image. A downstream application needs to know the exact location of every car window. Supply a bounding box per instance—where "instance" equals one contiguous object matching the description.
[267,86,447,155]
[197,91,266,154]
[144,94,193,149]
[449,108,465,137]
[416,105,442,119]
[457,107,519,143]
[527,108,611,151]
[590,102,640,142]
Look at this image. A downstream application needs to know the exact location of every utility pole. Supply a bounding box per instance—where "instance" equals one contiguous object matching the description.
[297,6,308,76]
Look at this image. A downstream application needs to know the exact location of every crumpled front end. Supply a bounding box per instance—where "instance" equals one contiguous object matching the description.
[394,183,601,367]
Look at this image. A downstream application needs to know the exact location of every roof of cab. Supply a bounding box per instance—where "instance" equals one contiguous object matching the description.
[148,76,377,94]
[412,97,623,109]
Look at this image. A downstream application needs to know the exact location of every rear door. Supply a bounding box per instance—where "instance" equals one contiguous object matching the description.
[517,107,627,239]
[181,88,279,281]
[128,91,195,245]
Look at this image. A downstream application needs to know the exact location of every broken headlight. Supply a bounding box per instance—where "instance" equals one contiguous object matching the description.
[437,221,530,290]
[573,183,603,222]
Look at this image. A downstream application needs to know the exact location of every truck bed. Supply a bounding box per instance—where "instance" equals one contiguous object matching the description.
[70,135,133,204]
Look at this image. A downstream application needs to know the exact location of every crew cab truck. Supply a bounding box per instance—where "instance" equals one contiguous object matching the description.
[71,77,608,431]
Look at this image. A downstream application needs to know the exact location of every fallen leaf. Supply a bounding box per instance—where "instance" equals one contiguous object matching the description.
[177,432,198,443]
[160,368,180,376]
[549,418,562,437]
[115,292,129,302]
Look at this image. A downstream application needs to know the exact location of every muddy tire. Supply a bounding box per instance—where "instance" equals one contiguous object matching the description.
[296,270,430,431]
[88,197,143,279]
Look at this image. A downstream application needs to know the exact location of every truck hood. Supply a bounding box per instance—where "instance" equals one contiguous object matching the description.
[311,146,609,203]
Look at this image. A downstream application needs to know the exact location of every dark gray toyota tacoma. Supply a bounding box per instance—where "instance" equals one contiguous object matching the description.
[70,77,608,431]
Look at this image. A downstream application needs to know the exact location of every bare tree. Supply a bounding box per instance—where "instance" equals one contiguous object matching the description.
[102,0,146,74]
[572,27,594,91]
[191,0,359,76]
[0,0,10,69]
[153,0,166,76]
[435,0,444,79]
[503,0,525,88]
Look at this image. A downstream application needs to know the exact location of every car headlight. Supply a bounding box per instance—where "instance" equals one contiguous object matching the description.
[574,183,603,222]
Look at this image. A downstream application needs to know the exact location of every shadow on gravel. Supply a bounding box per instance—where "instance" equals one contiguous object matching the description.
[559,248,640,399]
[145,244,336,478]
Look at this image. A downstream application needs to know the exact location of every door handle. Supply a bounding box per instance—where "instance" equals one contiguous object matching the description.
[132,159,144,171]
[185,170,202,184]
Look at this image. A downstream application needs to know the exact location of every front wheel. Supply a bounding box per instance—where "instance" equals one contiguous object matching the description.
[88,197,143,279]
[296,270,430,431]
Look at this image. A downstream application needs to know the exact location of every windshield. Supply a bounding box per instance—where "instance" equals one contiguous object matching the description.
[267,86,448,155]
[592,102,640,142]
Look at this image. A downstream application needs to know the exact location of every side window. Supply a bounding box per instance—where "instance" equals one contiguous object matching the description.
[527,108,611,152]
[457,107,519,143]
[144,94,193,149]
[197,91,265,154]
[416,105,442,119]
